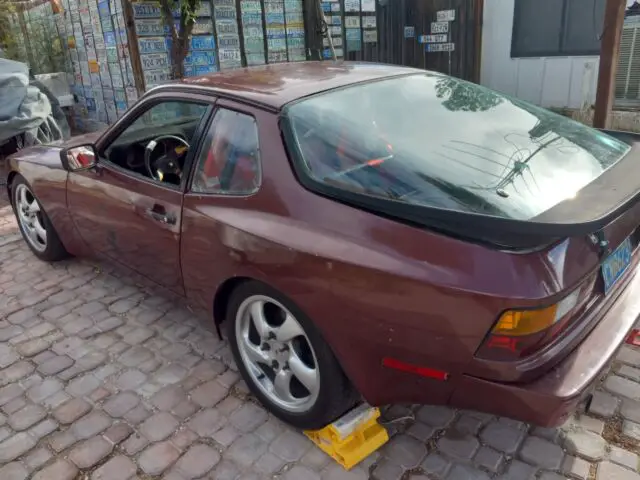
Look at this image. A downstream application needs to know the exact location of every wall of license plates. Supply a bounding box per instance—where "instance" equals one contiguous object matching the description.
[51,0,138,131]
[132,0,305,81]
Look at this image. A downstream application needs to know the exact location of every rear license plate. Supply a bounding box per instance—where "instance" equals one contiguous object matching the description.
[602,236,633,294]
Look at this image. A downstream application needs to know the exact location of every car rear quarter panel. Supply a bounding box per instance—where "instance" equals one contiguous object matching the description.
[181,106,611,407]
[7,146,86,256]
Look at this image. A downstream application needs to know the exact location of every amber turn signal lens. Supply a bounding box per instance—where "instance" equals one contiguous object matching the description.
[492,290,581,337]
[492,307,558,337]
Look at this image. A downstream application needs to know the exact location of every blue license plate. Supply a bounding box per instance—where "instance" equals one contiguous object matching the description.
[602,236,633,294]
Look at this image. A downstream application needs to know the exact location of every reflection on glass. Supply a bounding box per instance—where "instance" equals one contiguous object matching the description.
[285,74,630,221]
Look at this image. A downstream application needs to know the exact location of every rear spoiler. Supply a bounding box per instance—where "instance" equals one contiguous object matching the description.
[287,123,640,251]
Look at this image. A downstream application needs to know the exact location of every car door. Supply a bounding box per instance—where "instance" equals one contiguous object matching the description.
[180,100,265,310]
[66,93,214,294]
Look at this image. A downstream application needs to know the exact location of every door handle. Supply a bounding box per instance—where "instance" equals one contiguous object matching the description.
[145,205,176,225]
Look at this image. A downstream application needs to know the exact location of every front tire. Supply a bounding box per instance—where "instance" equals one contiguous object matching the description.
[11,175,69,262]
[226,281,357,430]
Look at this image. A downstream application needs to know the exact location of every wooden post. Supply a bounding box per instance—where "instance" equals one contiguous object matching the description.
[593,0,626,128]
[122,0,146,95]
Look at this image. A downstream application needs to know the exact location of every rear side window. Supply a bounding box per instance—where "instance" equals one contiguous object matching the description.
[283,74,630,221]
[191,108,261,195]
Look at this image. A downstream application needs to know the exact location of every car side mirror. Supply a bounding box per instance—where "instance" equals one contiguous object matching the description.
[61,144,98,171]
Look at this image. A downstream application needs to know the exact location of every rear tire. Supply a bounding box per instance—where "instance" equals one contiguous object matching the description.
[11,175,69,262]
[226,281,357,430]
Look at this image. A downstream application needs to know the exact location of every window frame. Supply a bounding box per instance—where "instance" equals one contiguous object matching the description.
[94,92,215,193]
[511,0,603,58]
[187,104,263,197]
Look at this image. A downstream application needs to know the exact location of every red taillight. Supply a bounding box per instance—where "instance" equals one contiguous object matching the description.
[476,282,594,362]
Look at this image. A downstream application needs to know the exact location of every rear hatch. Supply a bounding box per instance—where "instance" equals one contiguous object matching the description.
[282,72,637,251]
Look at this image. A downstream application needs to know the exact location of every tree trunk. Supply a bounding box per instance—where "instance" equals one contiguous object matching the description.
[157,0,197,80]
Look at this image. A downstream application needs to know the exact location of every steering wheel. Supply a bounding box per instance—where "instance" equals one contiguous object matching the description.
[144,135,190,182]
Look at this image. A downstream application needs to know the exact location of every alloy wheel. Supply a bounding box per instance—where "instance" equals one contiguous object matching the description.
[15,183,47,252]
[235,295,320,413]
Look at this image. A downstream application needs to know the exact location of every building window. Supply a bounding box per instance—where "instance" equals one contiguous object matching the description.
[511,0,606,58]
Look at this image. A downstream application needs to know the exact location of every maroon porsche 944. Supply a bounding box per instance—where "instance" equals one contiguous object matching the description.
[6,62,640,429]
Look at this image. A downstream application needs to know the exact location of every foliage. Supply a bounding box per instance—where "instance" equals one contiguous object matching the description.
[435,78,503,112]
[155,0,202,79]
[0,0,20,60]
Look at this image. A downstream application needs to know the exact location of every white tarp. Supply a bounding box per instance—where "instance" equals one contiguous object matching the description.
[0,58,70,147]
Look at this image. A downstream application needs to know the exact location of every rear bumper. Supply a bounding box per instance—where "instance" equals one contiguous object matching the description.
[450,267,640,427]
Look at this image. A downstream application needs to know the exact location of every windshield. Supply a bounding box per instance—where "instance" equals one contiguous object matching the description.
[284,74,631,221]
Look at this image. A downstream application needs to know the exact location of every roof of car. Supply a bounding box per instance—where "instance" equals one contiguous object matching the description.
[174,61,422,110]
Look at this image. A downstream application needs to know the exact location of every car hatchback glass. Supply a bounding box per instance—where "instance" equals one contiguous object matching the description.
[284,74,630,222]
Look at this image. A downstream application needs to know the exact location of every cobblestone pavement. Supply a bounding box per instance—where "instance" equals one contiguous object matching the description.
[3,191,640,480]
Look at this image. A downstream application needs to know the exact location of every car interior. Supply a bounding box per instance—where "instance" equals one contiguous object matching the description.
[102,115,204,186]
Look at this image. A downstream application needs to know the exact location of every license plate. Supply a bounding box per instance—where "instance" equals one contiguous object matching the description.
[602,236,633,294]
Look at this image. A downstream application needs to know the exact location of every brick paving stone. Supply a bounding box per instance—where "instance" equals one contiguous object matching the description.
[496,460,536,480]
[171,427,199,450]
[606,375,640,401]
[624,420,640,441]
[283,465,322,480]
[560,455,591,480]
[270,430,314,462]
[520,436,565,470]
[190,379,228,407]
[103,392,140,417]
[124,403,152,425]
[480,419,527,454]
[301,448,332,472]
[139,411,179,441]
[49,431,77,453]
[227,433,269,468]
[447,464,491,480]
[564,430,607,461]
[1,361,35,385]
[69,435,114,468]
[174,444,221,478]
[597,461,640,480]
[421,452,452,478]
[123,432,149,455]
[622,400,640,423]
[16,337,50,357]
[610,446,639,471]
[116,369,148,390]
[213,425,241,447]
[0,462,28,480]
[187,408,225,437]
[590,388,621,417]
[0,383,23,406]
[71,411,112,440]
[24,447,53,471]
[474,446,504,473]
[230,402,268,433]
[618,346,640,366]
[53,397,91,424]
[538,473,569,480]
[103,422,133,444]
[29,417,59,441]
[37,355,74,375]
[415,405,455,428]
[0,431,37,462]
[8,404,46,431]
[437,434,480,462]
[32,459,77,480]
[321,464,369,479]
[138,440,181,475]
[92,455,138,480]
[153,364,189,385]
[406,421,435,442]
[66,373,101,397]
[26,378,63,403]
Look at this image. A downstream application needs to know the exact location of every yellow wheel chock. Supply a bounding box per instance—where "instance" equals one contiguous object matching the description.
[303,404,389,470]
